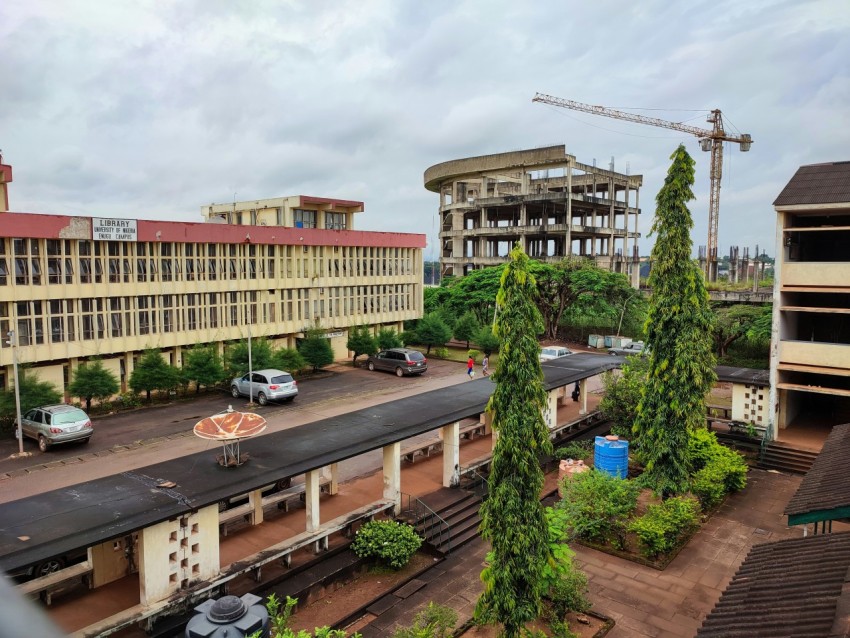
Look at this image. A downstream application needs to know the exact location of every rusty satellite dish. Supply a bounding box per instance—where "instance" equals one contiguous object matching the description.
[193,406,267,467]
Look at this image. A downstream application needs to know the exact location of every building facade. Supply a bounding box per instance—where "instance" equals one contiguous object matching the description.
[423,145,642,284]
[0,168,425,396]
[770,161,850,439]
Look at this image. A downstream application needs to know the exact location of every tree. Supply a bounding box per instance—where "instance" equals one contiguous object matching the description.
[0,369,62,422]
[346,326,377,365]
[746,306,773,344]
[376,327,403,350]
[473,325,500,357]
[632,145,717,498]
[182,345,225,393]
[130,349,180,401]
[225,337,274,378]
[599,355,650,438]
[68,359,120,411]
[714,304,771,357]
[412,314,452,354]
[475,244,553,636]
[453,312,479,348]
[272,348,307,374]
[299,327,335,372]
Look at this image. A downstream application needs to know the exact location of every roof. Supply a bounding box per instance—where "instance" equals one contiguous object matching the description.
[785,423,850,526]
[696,531,850,638]
[715,365,769,388]
[773,161,850,207]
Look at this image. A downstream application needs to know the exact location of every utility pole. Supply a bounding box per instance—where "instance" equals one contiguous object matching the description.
[7,330,24,456]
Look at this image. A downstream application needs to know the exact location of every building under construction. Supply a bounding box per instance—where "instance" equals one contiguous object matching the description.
[423,145,641,284]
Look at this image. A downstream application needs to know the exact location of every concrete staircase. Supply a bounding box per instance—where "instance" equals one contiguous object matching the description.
[401,488,484,555]
[757,441,819,475]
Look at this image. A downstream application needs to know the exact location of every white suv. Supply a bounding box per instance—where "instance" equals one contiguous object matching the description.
[539,346,573,362]
[230,369,298,405]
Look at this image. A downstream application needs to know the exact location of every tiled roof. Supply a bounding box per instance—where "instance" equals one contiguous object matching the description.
[785,423,850,522]
[715,365,769,388]
[696,532,850,638]
[773,161,850,206]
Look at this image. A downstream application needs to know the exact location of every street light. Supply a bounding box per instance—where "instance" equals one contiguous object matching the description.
[7,330,24,456]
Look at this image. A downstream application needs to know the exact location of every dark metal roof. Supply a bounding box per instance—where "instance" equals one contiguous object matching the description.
[785,423,850,526]
[773,161,850,207]
[696,531,850,638]
[715,365,769,388]
[0,353,619,574]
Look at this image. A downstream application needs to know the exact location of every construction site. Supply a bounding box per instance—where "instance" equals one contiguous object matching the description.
[423,145,642,284]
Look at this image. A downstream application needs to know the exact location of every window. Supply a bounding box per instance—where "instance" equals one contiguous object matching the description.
[294,209,317,229]
[325,212,347,230]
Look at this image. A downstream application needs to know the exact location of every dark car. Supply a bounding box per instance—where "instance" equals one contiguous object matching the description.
[15,404,93,452]
[608,341,648,357]
[367,348,427,377]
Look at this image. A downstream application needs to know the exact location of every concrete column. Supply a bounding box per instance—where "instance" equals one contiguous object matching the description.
[441,421,460,487]
[566,165,573,257]
[579,378,588,415]
[383,442,401,513]
[305,469,321,532]
[324,463,339,495]
[543,389,558,430]
[247,488,264,526]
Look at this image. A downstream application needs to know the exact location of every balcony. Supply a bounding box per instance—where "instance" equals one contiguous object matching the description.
[779,340,850,372]
[782,262,850,290]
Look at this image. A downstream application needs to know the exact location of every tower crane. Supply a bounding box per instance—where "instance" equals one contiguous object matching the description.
[532,92,752,280]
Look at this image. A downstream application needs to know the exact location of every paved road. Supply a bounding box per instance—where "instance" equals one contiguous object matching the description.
[0,358,472,500]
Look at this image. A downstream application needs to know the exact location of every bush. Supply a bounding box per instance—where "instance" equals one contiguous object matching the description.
[688,428,748,510]
[117,392,142,410]
[556,470,640,548]
[391,602,457,638]
[628,496,701,558]
[351,520,422,570]
[432,347,450,359]
[554,440,593,462]
[541,508,590,616]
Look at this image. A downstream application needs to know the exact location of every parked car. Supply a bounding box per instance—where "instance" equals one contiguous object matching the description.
[608,341,648,357]
[367,348,427,377]
[15,404,93,452]
[230,369,298,405]
[539,346,573,362]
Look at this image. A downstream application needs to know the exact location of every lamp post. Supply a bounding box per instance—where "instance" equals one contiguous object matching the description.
[7,330,24,456]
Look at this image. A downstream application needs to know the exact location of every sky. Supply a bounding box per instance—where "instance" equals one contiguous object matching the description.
[1,0,849,260]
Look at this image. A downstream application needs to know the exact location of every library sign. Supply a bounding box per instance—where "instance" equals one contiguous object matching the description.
[92,218,138,242]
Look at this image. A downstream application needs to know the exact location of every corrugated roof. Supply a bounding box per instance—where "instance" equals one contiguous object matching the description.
[715,365,769,388]
[785,423,850,521]
[696,532,850,638]
[774,161,850,207]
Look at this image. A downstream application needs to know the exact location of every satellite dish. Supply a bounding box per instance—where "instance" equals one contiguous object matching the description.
[194,407,267,467]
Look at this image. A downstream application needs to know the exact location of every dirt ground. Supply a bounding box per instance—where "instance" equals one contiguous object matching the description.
[289,552,437,632]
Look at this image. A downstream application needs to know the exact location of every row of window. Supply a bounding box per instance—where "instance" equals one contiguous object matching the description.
[219,208,348,230]
[0,239,417,286]
[0,285,416,346]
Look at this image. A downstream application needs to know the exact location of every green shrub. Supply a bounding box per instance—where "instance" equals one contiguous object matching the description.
[117,392,142,410]
[556,470,640,548]
[351,520,422,570]
[687,429,748,509]
[432,347,450,360]
[628,496,701,558]
[541,508,590,616]
[391,602,457,638]
[555,440,593,462]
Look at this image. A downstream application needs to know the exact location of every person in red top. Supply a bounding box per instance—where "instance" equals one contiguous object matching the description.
[467,356,475,378]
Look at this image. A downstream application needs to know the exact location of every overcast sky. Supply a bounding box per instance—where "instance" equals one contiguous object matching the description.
[2,0,848,259]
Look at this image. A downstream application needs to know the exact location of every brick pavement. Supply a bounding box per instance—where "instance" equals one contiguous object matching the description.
[357,469,809,637]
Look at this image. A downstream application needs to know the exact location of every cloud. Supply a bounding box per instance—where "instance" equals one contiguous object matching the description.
[1,0,848,258]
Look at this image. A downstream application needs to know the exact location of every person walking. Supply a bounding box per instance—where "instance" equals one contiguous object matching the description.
[467,355,475,379]
[481,354,490,376]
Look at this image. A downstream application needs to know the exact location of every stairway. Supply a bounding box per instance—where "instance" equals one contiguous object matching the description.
[400,488,484,555]
[757,441,819,474]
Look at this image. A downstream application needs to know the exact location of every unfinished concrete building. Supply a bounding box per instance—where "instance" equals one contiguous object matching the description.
[423,145,641,284]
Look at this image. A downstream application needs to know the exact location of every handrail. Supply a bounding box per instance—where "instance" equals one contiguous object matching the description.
[399,492,452,555]
[467,469,489,499]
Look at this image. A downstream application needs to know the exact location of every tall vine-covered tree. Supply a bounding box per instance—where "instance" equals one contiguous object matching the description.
[475,244,553,637]
[632,145,717,497]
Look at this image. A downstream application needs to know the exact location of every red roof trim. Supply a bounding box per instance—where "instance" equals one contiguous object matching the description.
[0,212,426,249]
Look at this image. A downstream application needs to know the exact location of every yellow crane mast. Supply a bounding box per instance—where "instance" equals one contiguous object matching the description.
[532,92,752,280]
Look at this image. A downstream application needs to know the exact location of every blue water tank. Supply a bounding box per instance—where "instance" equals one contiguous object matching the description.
[594,436,629,479]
